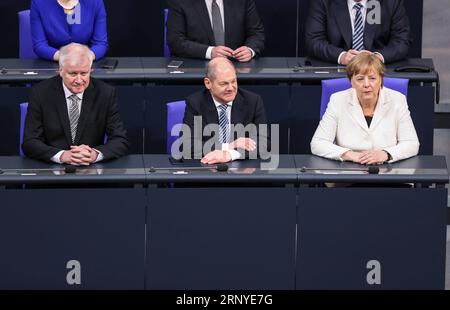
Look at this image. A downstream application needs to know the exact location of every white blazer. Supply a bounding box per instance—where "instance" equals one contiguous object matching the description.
[310,87,420,162]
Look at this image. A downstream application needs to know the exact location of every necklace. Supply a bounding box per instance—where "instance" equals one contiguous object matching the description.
[58,0,79,15]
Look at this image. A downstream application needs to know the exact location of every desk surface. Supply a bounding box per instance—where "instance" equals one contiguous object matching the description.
[0,155,447,185]
[144,154,297,184]
[0,155,146,185]
[0,57,438,84]
[295,155,449,184]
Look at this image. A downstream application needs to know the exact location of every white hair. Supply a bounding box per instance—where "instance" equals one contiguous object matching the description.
[59,43,94,68]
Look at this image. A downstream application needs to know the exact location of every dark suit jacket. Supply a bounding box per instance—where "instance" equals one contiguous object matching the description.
[181,88,269,159]
[23,76,129,162]
[167,0,265,59]
[305,0,411,64]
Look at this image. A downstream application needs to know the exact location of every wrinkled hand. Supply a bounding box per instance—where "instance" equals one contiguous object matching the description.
[340,150,363,163]
[229,137,256,152]
[359,150,388,165]
[211,46,234,58]
[232,46,252,62]
[340,49,360,65]
[201,150,232,165]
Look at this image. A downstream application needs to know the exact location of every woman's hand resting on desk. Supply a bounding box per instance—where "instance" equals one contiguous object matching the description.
[341,150,388,165]
[359,150,388,165]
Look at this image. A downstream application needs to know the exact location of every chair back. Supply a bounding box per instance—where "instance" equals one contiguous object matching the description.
[166,100,186,154]
[19,102,29,156]
[163,9,171,57]
[18,10,38,59]
[320,77,409,118]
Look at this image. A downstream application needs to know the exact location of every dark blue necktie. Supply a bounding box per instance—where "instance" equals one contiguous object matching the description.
[352,3,365,51]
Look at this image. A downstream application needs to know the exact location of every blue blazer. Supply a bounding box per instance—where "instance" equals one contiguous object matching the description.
[30,0,108,61]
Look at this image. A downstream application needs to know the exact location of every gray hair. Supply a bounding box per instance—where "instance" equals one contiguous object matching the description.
[205,58,236,81]
[59,43,94,68]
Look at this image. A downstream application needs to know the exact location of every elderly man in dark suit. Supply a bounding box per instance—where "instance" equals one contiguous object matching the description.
[167,0,265,62]
[23,43,129,164]
[181,57,268,164]
[305,0,411,65]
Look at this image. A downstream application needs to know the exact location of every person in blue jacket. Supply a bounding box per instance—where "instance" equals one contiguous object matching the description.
[30,0,108,61]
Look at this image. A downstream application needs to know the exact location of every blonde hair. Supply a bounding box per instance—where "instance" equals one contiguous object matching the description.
[346,53,385,87]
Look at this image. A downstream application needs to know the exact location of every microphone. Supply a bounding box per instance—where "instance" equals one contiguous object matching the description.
[64,165,77,173]
[149,163,229,173]
[300,165,379,174]
[0,166,79,174]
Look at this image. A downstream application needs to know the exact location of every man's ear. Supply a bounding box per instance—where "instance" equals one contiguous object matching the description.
[204,77,211,90]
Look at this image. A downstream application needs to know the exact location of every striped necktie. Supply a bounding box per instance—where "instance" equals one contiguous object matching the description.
[68,94,80,144]
[218,104,229,144]
[352,3,365,51]
[211,0,225,46]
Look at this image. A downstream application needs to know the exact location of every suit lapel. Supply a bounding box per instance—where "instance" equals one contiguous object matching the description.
[195,0,215,45]
[363,3,378,51]
[369,88,390,131]
[54,77,73,146]
[332,0,353,49]
[223,0,233,47]
[73,80,95,144]
[230,92,245,126]
[204,91,219,124]
[347,89,369,132]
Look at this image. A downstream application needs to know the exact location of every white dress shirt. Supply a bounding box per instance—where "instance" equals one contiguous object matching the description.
[50,82,104,164]
[212,96,241,161]
[204,0,255,59]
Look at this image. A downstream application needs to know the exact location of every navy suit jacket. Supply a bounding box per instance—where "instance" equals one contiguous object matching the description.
[305,0,411,64]
[23,76,129,163]
[167,0,265,59]
[182,88,269,158]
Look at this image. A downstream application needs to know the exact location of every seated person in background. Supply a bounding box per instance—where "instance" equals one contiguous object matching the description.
[31,0,108,61]
[181,57,269,164]
[167,0,264,62]
[310,53,419,164]
[305,0,411,65]
[23,43,129,165]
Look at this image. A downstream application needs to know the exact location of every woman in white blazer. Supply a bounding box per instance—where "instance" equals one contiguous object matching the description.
[311,53,419,164]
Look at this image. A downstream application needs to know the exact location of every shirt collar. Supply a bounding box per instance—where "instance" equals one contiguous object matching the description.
[348,0,367,10]
[212,96,233,109]
[62,82,84,100]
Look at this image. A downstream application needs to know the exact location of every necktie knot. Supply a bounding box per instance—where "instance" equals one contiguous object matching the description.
[218,104,228,113]
[69,94,79,102]
[353,2,363,11]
